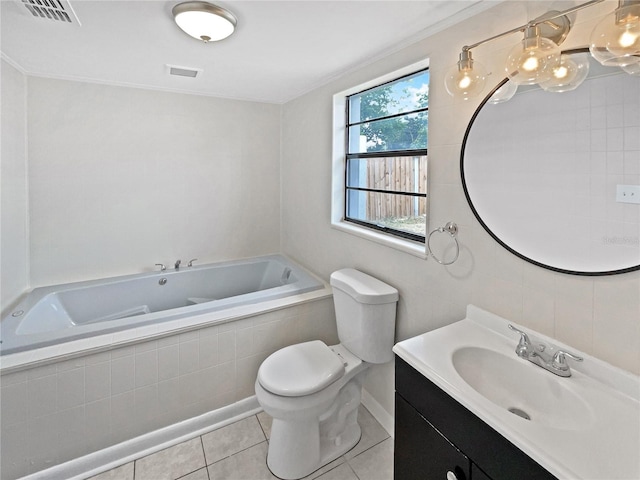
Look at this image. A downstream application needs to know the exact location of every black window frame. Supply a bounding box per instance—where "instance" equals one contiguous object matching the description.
[344,68,429,243]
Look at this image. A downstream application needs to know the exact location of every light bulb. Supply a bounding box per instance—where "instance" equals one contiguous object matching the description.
[444,49,487,100]
[539,53,590,93]
[458,76,472,89]
[505,26,561,85]
[553,66,569,79]
[522,56,540,72]
[590,3,640,67]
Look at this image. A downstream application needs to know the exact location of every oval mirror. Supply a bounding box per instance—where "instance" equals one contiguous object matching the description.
[462,49,640,275]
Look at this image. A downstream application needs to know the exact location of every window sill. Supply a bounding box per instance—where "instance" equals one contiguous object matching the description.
[331,220,427,259]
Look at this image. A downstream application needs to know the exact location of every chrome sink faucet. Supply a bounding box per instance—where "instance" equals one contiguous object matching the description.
[508,324,583,377]
[175,259,181,270]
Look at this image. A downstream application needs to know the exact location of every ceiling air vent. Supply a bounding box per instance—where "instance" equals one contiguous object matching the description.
[16,0,81,25]
[166,64,202,78]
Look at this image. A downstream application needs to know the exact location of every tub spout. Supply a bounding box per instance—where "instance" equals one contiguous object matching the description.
[175,259,181,270]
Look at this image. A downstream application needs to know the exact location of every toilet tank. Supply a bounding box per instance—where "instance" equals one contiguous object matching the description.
[330,268,398,364]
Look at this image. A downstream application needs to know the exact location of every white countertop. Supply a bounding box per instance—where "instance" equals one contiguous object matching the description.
[393,305,640,480]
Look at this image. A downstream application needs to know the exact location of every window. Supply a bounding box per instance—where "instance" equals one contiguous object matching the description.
[342,68,429,244]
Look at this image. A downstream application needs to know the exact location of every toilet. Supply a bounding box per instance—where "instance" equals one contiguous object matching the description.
[254,268,398,480]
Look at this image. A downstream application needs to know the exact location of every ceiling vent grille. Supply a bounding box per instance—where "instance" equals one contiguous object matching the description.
[166,64,202,78]
[17,0,81,25]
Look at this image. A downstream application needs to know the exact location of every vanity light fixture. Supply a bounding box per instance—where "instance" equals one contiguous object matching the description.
[172,1,237,43]
[445,0,640,100]
[505,25,561,85]
[444,48,488,100]
[488,80,518,104]
[539,52,591,92]
[622,61,640,74]
[590,0,640,66]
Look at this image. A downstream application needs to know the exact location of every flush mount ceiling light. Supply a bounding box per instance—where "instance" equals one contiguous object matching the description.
[172,1,237,43]
[444,0,640,101]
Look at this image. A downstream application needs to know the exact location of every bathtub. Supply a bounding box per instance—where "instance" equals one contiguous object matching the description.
[1,255,326,358]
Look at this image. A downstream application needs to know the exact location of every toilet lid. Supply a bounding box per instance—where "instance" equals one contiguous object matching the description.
[258,340,345,397]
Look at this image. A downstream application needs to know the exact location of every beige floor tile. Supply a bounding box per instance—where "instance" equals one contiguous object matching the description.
[313,463,358,480]
[179,467,209,480]
[87,462,134,480]
[343,406,390,460]
[201,416,266,465]
[134,437,206,480]
[303,456,346,480]
[207,441,276,480]
[256,411,272,439]
[347,437,393,480]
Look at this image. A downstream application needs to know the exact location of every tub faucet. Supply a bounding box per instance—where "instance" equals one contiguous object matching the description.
[508,324,583,377]
[175,259,181,270]
[155,263,166,272]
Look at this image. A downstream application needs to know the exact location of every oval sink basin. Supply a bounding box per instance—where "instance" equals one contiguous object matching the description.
[452,346,594,430]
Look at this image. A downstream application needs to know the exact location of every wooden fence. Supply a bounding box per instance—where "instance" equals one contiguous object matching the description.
[365,155,427,221]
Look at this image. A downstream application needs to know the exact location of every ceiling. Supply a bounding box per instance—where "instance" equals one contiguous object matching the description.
[1,0,496,104]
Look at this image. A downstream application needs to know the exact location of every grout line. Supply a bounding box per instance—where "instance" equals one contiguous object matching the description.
[204,439,268,468]
[199,434,209,469]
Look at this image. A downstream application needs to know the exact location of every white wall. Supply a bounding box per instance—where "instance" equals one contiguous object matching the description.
[26,77,282,287]
[281,0,640,416]
[1,58,29,314]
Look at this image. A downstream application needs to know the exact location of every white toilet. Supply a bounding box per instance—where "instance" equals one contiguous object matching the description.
[254,268,398,480]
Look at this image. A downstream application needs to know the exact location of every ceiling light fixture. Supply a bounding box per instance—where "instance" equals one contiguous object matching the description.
[444,0,640,101]
[172,1,237,43]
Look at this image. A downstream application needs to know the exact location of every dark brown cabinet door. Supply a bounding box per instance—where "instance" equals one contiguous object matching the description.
[395,393,470,480]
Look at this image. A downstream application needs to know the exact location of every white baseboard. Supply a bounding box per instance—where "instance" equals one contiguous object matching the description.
[361,388,394,437]
[20,396,260,480]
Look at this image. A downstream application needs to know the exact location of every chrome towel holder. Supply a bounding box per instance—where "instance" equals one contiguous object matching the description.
[427,221,459,265]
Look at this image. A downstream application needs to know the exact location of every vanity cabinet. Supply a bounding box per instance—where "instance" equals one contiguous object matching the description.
[394,357,557,480]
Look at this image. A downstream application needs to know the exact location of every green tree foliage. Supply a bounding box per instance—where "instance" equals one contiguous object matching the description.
[356,81,428,152]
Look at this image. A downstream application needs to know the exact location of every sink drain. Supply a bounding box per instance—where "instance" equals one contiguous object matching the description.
[508,407,531,420]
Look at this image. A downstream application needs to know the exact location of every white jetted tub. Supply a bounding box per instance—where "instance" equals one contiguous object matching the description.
[1,255,325,357]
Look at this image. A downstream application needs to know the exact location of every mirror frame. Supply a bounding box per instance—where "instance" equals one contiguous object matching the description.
[460,48,640,277]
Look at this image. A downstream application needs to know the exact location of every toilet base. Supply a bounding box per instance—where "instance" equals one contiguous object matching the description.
[264,374,365,480]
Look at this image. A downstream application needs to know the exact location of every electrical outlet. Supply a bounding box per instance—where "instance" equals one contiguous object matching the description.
[616,185,640,205]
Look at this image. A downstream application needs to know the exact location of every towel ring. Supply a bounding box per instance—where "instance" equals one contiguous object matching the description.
[428,222,459,265]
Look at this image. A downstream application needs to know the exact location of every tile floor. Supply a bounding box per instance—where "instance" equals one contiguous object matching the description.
[88,405,393,480]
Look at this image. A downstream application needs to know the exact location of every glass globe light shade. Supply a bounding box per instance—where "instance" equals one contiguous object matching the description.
[539,53,590,92]
[173,2,237,43]
[589,4,640,67]
[622,62,640,74]
[444,50,488,100]
[488,80,518,104]
[505,26,561,85]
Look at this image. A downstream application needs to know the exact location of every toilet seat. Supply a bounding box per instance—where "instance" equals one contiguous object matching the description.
[258,340,345,397]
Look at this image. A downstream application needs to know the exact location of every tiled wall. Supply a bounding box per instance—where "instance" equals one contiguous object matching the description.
[0,58,29,311]
[0,297,337,480]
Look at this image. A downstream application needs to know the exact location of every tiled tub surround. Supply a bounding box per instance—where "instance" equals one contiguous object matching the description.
[0,296,337,480]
